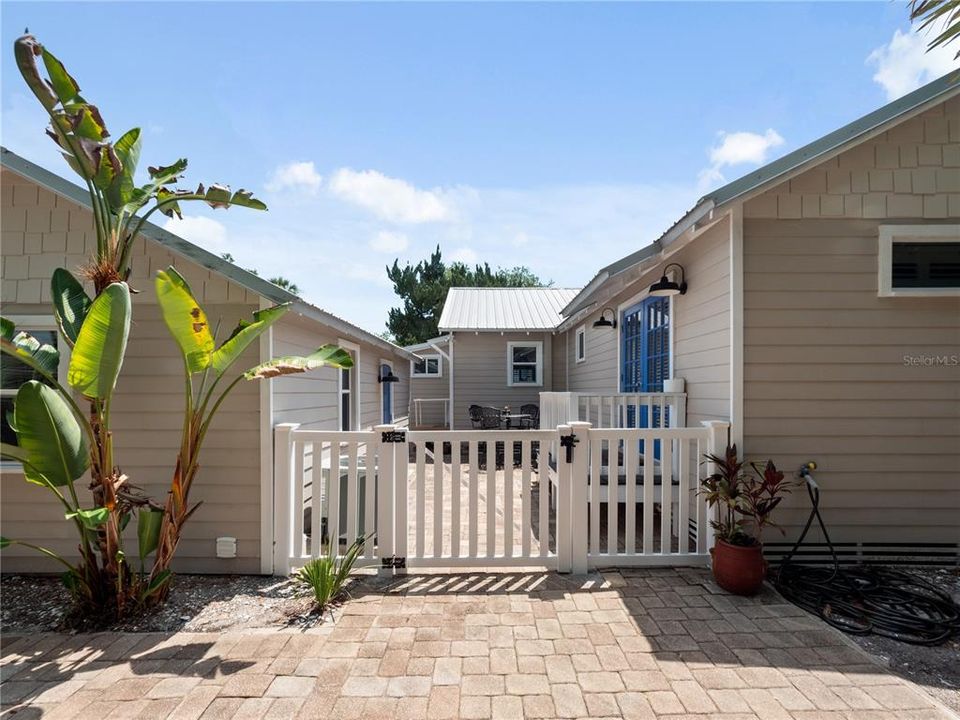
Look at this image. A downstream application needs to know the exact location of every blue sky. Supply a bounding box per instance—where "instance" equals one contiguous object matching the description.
[2,2,956,334]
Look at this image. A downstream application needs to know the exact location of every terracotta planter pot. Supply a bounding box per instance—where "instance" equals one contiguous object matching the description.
[710,539,767,595]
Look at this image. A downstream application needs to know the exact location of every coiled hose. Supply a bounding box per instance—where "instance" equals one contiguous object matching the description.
[771,471,960,646]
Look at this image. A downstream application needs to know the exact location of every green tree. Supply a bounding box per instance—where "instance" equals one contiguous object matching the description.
[909,0,960,58]
[385,246,547,345]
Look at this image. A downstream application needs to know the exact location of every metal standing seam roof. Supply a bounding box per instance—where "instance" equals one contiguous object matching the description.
[560,70,960,319]
[438,287,581,331]
[0,147,416,361]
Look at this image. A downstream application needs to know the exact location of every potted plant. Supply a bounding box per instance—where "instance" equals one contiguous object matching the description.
[700,445,792,595]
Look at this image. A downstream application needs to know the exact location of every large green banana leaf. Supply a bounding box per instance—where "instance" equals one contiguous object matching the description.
[210,304,289,375]
[13,381,89,487]
[67,282,131,398]
[51,269,92,347]
[244,345,354,380]
[155,267,214,374]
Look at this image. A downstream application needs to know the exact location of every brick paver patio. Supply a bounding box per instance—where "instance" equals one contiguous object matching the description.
[1,568,955,719]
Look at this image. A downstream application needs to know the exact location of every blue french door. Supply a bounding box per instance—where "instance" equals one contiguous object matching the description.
[621,297,670,455]
[381,364,393,424]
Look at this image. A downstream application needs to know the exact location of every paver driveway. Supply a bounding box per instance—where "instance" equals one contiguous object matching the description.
[1,568,954,719]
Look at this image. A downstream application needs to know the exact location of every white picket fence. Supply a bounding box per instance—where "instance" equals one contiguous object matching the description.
[273,421,727,575]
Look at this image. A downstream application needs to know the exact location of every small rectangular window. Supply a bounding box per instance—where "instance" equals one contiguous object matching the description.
[507,342,542,386]
[575,326,586,363]
[411,354,442,378]
[879,225,960,296]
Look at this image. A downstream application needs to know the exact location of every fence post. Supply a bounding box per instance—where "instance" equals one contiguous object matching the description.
[273,423,299,576]
[555,424,573,573]
[568,421,591,574]
[701,421,730,557]
[374,424,397,576]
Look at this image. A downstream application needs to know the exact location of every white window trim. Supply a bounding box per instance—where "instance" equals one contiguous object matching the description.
[337,339,360,431]
[575,325,586,364]
[411,353,442,378]
[878,224,960,297]
[507,340,543,387]
[2,316,71,470]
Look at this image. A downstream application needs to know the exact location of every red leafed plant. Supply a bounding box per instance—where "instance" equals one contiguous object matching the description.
[701,446,793,547]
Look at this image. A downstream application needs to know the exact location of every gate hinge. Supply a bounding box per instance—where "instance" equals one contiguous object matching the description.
[382,430,407,443]
[560,433,579,463]
[381,556,406,569]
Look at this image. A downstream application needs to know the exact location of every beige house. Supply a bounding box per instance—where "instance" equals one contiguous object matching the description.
[407,287,580,429]
[0,148,413,574]
[409,72,959,558]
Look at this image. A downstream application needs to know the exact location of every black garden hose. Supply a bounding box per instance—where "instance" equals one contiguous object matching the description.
[771,472,960,646]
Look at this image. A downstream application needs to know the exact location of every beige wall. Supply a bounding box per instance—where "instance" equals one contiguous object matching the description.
[451,331,553,429]
[557,219,732,426]
[744,99,960,222]
[743,218,959,545]
[408,350,449,428]
[1,169,263,573]
[742,95,960,546]
[272,313,410,431]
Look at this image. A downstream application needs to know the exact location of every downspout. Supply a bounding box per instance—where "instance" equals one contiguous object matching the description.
[729,204,744,449]
[448,334,455,430]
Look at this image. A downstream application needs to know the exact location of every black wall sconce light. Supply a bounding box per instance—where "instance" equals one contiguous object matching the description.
[378,369,400,383]
[648,263,688,297]
[592,307,618,329]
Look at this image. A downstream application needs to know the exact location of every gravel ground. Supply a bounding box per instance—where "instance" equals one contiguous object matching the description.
[0,572,376,634]
[839,565,960,716]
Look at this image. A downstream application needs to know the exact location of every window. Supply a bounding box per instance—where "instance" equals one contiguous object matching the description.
[1,319,66,451]
[337,340,359,431]
[411,354,441,378]
[339,365,352,431]
[879,225,960,297]
[507,341,542,386]
[575,326,586,363]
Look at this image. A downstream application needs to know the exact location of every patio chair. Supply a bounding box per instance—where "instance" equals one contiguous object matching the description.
[520,403,539,429]
[469,404,503,430]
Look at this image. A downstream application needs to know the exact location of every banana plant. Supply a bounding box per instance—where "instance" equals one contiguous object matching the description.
[1,284,166,611]
[148,268,353,598]
[14,34,266,293]
[6,32,270,618]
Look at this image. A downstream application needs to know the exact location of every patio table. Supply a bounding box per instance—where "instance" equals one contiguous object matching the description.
[501,413,531,429]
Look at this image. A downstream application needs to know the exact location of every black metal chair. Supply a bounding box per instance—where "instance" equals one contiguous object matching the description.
[520,403,539,429]
[469,404,503,430]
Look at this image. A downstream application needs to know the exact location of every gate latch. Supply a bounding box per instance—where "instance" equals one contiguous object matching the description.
[382,430,407,443]
[381,556,406,569]
[560,433,579,463]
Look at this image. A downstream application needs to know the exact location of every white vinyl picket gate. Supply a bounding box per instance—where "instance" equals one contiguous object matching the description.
[273,421,728,575]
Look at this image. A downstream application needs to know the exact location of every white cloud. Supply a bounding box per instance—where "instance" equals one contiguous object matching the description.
[867,27,958,101]
[162,215,228,251]
[698,128,785,191]
[369,230,409,254]
[265,161,323,194]
[709,129,785,168]
[328,168,453,223]
[450,247,479,264]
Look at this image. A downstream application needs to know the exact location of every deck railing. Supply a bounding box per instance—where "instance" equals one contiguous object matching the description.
[273,419,727,574]
[539,391,687,430]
